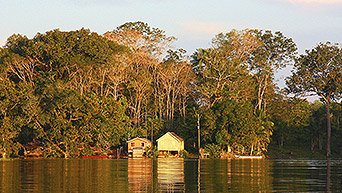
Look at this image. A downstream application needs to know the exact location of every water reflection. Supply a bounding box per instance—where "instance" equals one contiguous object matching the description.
[0,159,130,192]
[157,159,185,192]
[128,159,185,192]
[0,158,341,192]
[0,160,19,192]
[199,159,273,192]
[127,158,185,192]
[327,158,330,192]
[128,159,154,192]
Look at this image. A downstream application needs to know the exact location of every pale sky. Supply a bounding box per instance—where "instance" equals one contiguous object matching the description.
[1,0,342,88]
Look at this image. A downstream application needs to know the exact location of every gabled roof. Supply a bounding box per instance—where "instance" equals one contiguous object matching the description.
[127,137,151,144]
[157,132,183,142]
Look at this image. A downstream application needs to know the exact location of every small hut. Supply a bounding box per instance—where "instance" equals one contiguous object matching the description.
[156,132,184,157]
[127,138,152,158]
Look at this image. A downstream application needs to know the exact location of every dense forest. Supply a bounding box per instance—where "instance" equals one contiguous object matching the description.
[1,21,342,158]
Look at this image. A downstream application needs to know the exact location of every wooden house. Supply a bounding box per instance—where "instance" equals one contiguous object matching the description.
[156,132,184,157]
[127,138,152,158]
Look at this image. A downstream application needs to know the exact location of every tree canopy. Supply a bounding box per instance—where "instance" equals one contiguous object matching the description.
[286,42,342,156]
[0,22,341,158]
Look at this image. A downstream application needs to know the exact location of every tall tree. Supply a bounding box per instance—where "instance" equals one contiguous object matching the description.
[286,42,342,156]
[250,30,297,113]
[159,49,194,122]
[307,101,326,152]
[192,29,260,107]
[104,21,177,127]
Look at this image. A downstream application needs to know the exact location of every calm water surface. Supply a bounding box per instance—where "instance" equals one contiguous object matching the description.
[0,158,341,192]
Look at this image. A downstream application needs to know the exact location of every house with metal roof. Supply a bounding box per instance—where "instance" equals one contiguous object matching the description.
[156,132,184,158]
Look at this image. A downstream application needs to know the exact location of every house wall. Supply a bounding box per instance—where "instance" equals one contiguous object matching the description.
[128,139,151,151]
[157,134,184,152]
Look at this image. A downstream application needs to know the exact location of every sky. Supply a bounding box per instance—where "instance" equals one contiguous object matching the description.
[1,0,342,88]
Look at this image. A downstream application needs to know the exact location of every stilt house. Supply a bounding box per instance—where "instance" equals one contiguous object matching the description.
[157,132,184,157]
[127,137,152,158]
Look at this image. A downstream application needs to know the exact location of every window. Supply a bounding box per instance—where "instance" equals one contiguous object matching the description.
[131,142,135,147]
[141,143,144,147]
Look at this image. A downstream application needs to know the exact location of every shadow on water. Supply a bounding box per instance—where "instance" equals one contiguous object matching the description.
[327,158,330,192]
[0,158,342,192]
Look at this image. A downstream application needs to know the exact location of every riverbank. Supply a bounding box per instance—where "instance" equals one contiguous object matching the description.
[265,145,342,159]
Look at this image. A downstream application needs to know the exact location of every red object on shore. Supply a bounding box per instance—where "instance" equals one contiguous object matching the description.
[82,155,108,159]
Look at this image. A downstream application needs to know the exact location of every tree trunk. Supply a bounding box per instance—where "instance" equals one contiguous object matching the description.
[326,102,331,157]
[2,147,7,159]
[311,137,317,153]
[197,114,201,157]
[337,114,340,130]
[319,134,322,150]
[65,146,70,159]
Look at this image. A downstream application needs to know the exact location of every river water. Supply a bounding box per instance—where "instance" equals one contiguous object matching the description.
[0,158,341,192]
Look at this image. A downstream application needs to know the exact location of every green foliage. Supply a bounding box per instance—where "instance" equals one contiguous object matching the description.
[180,150,188,158]
[1,23,341,159]
[1,28,132,158]
[142,116,164,141]
[270,95,312,147]
[251,30,297,70]
[34,82,131,158]
[164,151,170,158]
[145,146,158,158]
[114,21,176,56]
[192,30,256,106]
[287,42,342,102]
[202,99,273,156]
[0,78,37,158]
[172,103,199,153]
[191,29,298,156]
[287,42,342,156]
[204,144,221,158]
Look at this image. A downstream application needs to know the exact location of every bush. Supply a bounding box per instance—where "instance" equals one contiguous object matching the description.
[204,144,221,158]
[145,146,158,158]
[180,150,188,158]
